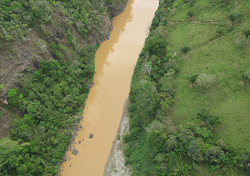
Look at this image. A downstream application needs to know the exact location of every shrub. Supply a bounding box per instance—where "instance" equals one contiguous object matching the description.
[158,72,175,96]
[196,73,215,88]
[195,127,212,139]
[134,81,157,124]
[146,36,167,56]
[243,28,250,43]
[177,129,195,145]
[171,163,193,175]
[205,146,225,164]
[166,135,178,151]
[187,11,194,18]
[241,73,249,84]
[124,134,134,143]
[187,74,198,87]
[242,154,250,174]
[187,138,204,162]
[180,46,190,58]
[228,13,239,26]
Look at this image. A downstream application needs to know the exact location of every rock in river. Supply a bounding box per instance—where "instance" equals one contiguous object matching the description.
[89,134,94,138]
[72,150,79,155]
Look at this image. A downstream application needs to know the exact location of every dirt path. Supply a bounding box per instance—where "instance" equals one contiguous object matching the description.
[103,98,131,176]
[229,0,238,15]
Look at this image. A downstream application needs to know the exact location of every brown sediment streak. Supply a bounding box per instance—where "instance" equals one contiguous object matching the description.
[61,0,158,175]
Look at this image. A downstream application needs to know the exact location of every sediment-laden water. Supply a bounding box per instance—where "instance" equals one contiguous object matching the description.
[61,0,158,175]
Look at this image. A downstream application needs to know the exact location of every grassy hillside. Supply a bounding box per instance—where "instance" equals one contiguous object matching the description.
[168,0,250,150]
[124,0,250,175]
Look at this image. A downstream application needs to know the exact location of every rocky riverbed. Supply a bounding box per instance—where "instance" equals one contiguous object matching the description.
[103,98,131,176]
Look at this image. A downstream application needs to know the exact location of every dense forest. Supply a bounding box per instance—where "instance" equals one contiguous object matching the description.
[124,0,250,175]
[0,0,127,175]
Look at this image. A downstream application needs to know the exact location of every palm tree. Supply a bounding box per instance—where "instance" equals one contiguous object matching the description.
[196,110,211,123]
[196,110,220,130]
[187,74,198,88]
[171,163,193,176]
[228,13,238,27]
[207,115,220,131]
[243,28,250,43]
[187,11,194,19]
[241,73,249,84]
[165,151,178,166]
[180,46,190,58]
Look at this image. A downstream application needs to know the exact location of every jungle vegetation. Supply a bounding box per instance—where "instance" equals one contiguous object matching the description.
[0,0,126,175]
[124,0,250,175]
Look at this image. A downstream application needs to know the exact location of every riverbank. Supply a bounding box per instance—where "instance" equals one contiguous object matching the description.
[104,98,131,176]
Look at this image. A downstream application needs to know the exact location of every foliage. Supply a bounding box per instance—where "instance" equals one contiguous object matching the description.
[177,129,195,146]
[205,146,225,164]
[242,154,250,174]
[171,163,193,176]
[196,73,215,88]
[195,110,220,130]
[241,73,248,83]
[228,13,239,26]
[4,44,95,175]
[146,36,167,57]
[243,28,250,43]
[0,0,114,49]
[187,138,204,162]
[186,11,194,18]
[180,46,190,58]
[186,74,198,87]
[133,80,157,124]
[124,0,250,175]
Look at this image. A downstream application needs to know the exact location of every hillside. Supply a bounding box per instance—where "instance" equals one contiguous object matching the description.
[0,0,127,175]
[124,0,250,175]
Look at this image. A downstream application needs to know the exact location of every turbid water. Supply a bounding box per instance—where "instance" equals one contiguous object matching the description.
[61,0,158,175]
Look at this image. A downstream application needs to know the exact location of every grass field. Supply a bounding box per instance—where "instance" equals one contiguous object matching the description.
[166,0,250,150]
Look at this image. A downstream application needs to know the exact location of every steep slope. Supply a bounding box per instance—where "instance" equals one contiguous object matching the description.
[0,0,127,175]
[0,0,127,102]
[124,0,250,175]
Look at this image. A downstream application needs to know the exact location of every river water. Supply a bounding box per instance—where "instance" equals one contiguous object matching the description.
[61,0,158,175]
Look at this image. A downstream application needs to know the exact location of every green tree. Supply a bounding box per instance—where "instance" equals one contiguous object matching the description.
[205,146,225,164]
[242,154,250,174]
[196,110,220,130]
[7,88,18,106]
[187,74,198,88]
[243,28,250,43]
[187,138,204,162]
[228,13,238,27]
[146,36,167,56]
[187,11,194,19]
[177,129,195,145]
[0,138,30,175]
[171,163,193,176]
[241,73,249,84]
[134,81,157,124]
[180,46,190,58]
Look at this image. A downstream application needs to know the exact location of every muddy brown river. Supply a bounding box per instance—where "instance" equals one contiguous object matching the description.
[61,0,158,175]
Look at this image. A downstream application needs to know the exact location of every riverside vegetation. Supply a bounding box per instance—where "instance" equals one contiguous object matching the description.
[124,0,250,175]
[0,0,127,175]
